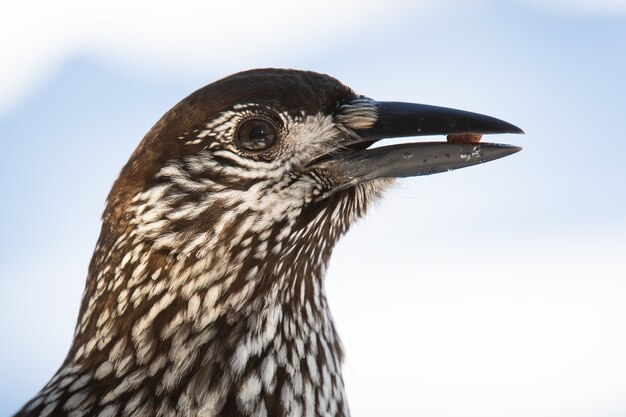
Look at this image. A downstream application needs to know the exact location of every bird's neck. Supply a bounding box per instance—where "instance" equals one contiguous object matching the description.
[21,177,394,417]
[41,205,352,416]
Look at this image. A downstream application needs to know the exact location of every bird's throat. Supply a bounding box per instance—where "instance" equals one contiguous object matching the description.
[21,178,391,417]
[44,214,352,416]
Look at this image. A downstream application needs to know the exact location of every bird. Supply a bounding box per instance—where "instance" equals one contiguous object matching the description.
[14,68,522,417]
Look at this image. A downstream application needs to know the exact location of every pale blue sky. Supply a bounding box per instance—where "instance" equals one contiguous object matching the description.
[1,1,625,416]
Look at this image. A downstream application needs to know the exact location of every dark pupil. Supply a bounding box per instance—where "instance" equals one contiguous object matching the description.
[249,126,267,142]
[238,119,277,151]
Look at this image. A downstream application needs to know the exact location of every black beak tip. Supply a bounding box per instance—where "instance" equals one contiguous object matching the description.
[507,144,523,155]
[482,118,524,135]
[505,123,525,135]
[489,143,523,159]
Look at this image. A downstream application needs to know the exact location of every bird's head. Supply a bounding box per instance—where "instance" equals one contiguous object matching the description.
[74,67,523,358]
[103,68,521,267]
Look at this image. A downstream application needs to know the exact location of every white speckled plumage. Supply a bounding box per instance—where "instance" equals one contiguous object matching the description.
[16,69,389,417]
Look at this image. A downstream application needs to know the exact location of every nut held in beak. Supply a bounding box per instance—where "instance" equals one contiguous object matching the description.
[447,133,483,144]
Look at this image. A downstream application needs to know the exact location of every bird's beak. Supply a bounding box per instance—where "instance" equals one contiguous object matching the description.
[317,101,523,196]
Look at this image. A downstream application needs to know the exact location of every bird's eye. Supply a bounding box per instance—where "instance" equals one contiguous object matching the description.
[236,118,278,151]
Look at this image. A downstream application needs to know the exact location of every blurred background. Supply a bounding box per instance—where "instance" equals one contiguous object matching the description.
[1,0,625,416]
